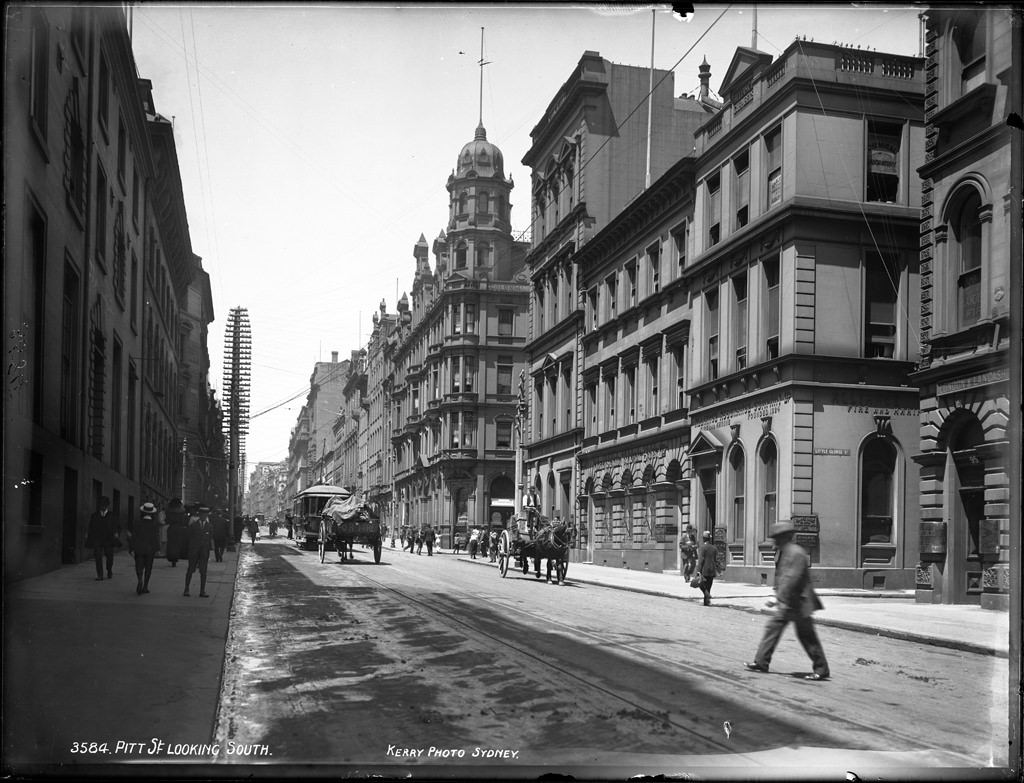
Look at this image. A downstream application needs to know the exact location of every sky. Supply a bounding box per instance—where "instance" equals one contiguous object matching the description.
[128,2,923,485]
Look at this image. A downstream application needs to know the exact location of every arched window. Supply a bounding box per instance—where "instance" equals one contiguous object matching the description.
[953,190,982,329]
[728,446,745,541]
[458,192,468,215]
[861,438,896,545]
[478,191,489,214]
[455,242,467,270]
[759,439,778,538]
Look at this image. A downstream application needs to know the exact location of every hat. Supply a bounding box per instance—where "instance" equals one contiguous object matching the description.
[140,502,158,515]
[198,505,211,514]
[702,531,712,540]
[768,521,796,538]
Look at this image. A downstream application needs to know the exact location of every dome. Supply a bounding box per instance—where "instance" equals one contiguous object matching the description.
[456,124,505,178]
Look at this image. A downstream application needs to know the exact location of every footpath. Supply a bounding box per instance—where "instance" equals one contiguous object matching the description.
[3,535,1009,775]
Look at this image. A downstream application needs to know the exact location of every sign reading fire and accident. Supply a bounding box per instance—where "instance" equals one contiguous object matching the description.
[791,514,819,547]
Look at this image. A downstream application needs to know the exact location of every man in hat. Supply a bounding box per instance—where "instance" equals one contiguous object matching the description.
[184,505,214,597]
[744,521,830,681]
[85,496,120,580]
[695,530,719,606]
[132,502,161,595]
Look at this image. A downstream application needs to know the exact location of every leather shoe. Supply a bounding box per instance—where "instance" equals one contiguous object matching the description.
[804,673,829,681]
[744,662,769,673]
[199,593,209,598]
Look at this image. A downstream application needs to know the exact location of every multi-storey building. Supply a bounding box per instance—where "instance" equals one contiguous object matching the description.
[521,51,715,562]
[365,301,399,538]
[4,6,203,579]
[288,352,348,493]
[338,349,367,490]
[911,8,1017,609]
[247,461,287,520]
[685,41,925,589]
[390,120,530,548]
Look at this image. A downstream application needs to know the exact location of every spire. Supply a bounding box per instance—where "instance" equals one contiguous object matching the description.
[478,27,490,129]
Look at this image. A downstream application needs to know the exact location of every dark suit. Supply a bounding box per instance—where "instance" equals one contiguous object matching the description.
[695,541,718,606]
[753,539,830,677]
[185,516,213,595]
[85,510,119,579]
[131,516,160,593]
[211,514,230,562]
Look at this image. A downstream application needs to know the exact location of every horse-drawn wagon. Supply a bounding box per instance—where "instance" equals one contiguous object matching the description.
[318,492,383,564]
[495,507,573,584]
[291,484,350,551]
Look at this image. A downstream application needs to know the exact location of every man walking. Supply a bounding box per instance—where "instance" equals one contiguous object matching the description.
[211,510,230,562]
[85,496,120,580]
[744,521,830,681]
[184,505,214,597]
[695,531,718,606]
[131,502,161,595]
[422,525,435,556]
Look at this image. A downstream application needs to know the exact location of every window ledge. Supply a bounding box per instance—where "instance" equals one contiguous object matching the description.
[930,82,996,129]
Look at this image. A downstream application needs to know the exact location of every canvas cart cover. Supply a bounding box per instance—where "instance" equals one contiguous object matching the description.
[323,492,371,522]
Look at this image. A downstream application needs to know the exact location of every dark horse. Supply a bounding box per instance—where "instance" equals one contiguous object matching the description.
[520,523,574,584]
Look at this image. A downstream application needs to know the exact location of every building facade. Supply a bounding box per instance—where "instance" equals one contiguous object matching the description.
[390,121,530,548]
[911,8,1016,609]
[685,41,925,589]
[365,301,399,539]
[4,6,206,579]
[520,51,715,563]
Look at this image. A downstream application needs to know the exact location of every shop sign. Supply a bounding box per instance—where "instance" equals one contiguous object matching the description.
[936,368,1009,397]
[791,515,819,547]
[691,390,791,429]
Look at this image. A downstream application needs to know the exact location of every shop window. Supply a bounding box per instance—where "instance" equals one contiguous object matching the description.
[729,446,745,540]
[764,126,782,209]
[706,173,721,246]
[865,252,899,358]
[732,273,748,369]
[759,439,778,538]
[705,289,719,380]
[733,149,750,228]
[953,190,982,329]
[763,257,780,359]
[860,438,896,545]
[866,121,902,203]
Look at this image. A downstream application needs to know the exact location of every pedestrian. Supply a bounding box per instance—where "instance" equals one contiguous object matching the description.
[211,510,230,562]
[184,505,214,598]
[679,524,698,580]
[164,498,188,566]
[131,502,160,595]
[85,496,120,581]
[423,525,435,556]
[246,516,258,544]
[479,527,490,560]
[744,521,830,681]
[415,529,423,555]
[488,529,499,562]
[452,533,463,554]
[233,515,245,544]
[285,514,294,540]
[468,527,480,559]
[695,531,718,606]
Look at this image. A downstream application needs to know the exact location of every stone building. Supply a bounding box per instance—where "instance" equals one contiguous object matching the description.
[685,41,925,589]
[285,352,348,499]
[4,6,205,578]
[364,301,399,539]
[911,7,1017,609]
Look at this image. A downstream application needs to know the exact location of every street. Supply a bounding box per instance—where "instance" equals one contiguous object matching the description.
[213,537,1008,774]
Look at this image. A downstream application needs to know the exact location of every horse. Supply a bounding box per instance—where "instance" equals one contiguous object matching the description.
[519,523,574,585]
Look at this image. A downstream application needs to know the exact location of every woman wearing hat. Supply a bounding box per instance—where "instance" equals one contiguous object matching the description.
[132,503,161,595]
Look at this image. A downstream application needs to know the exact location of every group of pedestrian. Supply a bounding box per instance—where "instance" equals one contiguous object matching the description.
[86,496,225,600]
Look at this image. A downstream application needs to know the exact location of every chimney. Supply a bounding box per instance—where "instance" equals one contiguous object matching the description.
[699,56,711,102]
[331,351,339,363]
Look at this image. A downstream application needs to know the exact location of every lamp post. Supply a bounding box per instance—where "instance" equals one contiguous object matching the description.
[514,369,527,516]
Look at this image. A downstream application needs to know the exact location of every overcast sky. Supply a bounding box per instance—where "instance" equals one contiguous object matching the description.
[129,2,922,483]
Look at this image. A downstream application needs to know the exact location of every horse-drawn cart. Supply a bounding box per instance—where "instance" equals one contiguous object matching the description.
[319,493,383,564]
[496,508,572,584]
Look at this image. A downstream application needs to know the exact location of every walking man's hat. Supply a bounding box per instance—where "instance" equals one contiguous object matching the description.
[768,521,796,538]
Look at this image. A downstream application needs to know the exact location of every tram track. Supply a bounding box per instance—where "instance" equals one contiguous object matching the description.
[292,547,981,765]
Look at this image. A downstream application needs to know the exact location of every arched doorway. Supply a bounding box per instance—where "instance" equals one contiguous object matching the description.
[948,413,986,604]
[489,475,515,528]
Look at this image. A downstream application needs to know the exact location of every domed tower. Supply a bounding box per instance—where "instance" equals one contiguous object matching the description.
[445,121,517,280]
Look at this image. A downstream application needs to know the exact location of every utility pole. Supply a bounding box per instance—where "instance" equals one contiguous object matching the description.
[514,369,527,516]
[222,307,251,530]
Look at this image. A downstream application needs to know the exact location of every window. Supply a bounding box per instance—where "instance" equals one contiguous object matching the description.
[497,356,513,395]
[112,337,122,470]
[672,222,688,277]
[95,163,108,266]
[535,285,545,333]
[585,381,597,434]
[452,303,462,335]
[864,252,899,358]
[765,127,782,208]
[729,447,745,541]
[475,242,490,267]
[587,288,598,330]
[707,172,721,246]
[117,116,127,185]
[732,273,748,369]
[671,343,686,410]
[953,16,986,97]
[645,354,659,417]
[113,203,126,304]
[705,289,719,380]
[763,256,780,359]
[464,303,476,334]
[457,192,468,215]
[131,166,140,227]
[626,261,637,308]
[551,274,559,324]
[463,412,476,448]
[455,242,467,269]
[478,192,489,214]
[496,420,512,449]
[861,438,896,545]
[29,8,49,142]
[606,273,618,320]
[26,200,47,424]
[61,260,81,442]
[498,308,514,336]
[451,357,461,393]
[90,329,106,459]
[98,52,110,133]
[700,467,717,530]
[647,242,660,295]
[866,121,902,203]
[64,79,87,218]
[604,374,616,430]
[464,358,475,393]
[733,150,750,228]
[759,439,778,538]
[954,190,982,329]
[624,365,636,423]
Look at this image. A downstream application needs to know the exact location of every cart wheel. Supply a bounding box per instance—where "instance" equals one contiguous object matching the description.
[318,522,327,563]
[498,530,511,578]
